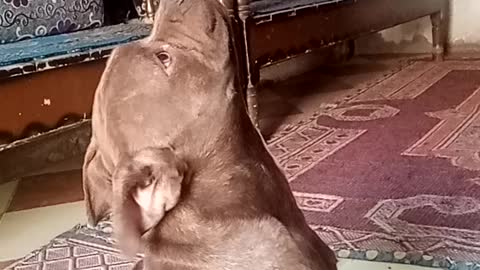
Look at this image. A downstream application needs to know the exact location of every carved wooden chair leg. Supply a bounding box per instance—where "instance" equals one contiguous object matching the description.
[236,1,260,128]
[430,11,445,61]
[145,0,156,22]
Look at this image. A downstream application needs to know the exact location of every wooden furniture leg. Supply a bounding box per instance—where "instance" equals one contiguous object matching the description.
[430,11,444,61]
[145,0,156,21]
[238,0,259,128]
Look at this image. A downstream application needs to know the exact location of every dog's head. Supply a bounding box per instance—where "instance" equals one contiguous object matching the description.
[150,0,231,69]
[94,0,238,150]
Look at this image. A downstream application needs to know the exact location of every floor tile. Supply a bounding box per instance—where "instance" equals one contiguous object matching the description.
[8,170,83,212]
[0,180,18,219]
[0,201,86,261]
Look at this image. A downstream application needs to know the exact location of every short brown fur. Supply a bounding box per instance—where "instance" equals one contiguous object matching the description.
[82,0,337,269]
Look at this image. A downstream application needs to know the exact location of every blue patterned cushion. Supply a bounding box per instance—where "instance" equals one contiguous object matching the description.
[0,0,104,44]
[0,22,151,72]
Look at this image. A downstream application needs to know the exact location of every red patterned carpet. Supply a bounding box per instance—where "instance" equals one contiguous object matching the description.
[267,60,480,268]
[4,59,480,270]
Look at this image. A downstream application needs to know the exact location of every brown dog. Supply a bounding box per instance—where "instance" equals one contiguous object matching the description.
[82,0,338,269]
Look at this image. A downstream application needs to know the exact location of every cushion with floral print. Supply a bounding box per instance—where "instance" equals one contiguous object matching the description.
[0,0,104,44]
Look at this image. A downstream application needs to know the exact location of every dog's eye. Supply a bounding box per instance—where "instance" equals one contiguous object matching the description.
[156,52,171,68]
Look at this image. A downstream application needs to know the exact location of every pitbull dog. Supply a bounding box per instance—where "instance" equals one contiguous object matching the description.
[82,0,338,269]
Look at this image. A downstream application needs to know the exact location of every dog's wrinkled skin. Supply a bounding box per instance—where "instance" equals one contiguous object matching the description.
[82,0,338,269]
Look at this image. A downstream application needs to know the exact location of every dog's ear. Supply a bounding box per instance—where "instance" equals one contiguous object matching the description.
[82,141,113,228]
[112,148,187,256]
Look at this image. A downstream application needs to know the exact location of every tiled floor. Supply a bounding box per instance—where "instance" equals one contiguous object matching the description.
[0,202,86,261]
[0,55,444,269]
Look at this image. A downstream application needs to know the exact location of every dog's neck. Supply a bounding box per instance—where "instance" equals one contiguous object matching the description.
[170,88,268,172]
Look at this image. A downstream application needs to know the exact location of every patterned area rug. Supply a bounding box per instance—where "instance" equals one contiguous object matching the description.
[270,59,480,270]
[5,59,480,270]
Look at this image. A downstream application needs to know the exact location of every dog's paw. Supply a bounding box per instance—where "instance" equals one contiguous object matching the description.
[133,158,185,230]
[113,147,188,254]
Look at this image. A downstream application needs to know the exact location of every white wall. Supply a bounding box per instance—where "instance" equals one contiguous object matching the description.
[356,0,480,54]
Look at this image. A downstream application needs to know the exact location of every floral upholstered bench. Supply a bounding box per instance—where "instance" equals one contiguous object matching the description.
[0,0,153,181]
[0,0,151,79]
[233,0,449,125]
[0,23,151,79]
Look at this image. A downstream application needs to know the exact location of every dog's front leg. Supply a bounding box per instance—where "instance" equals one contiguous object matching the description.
[82,139,112,228]
[112,147,188,256]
